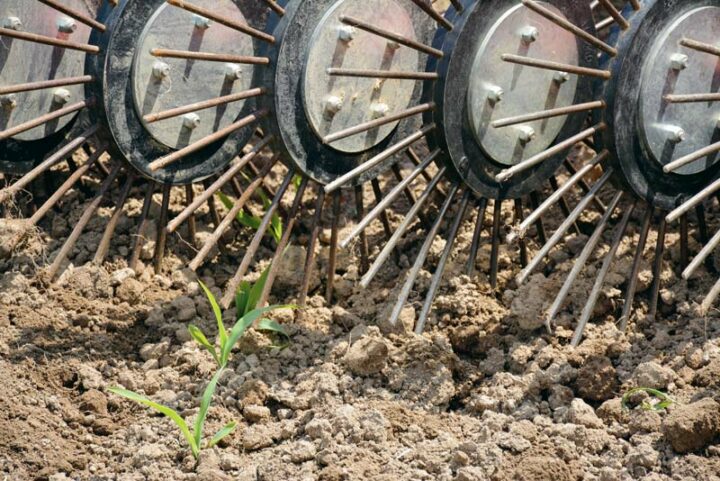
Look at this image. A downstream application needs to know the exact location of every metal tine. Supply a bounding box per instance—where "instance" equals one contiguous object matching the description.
[167,137,273,232]
[149,110,269,171]
[664,140,720,173]
[392,163,432,228]
[340,15,444,58]
[517,169,614,285]
[0,125,98,204]
[489,200,502,289]
[619,208,653,331]
[408,0,453,30]
[326,191,342,303]
[150,48,269,65]
[663,93,720,104]
[388,183,461,328]
[129,183,156,271]
[298,187,326,309]
[189,157,279,271]
[683,224,720,280]
[496,124,606,182]
[549,176,579,235]
[0,27,100,53]
[93,173,136,264]
[546,191,623,332]
[154,184,172,274]
[144,88,266,123]
[680,214,690,268]
[362,168,447,288]
[680,38,720,57]
[666,177,720,223]
[514,199,529,267]
[521,0,617,56]
[219,170,295,308]
[564,159,606,212]
[416,189,471,333]
[572,201,637,347]
[700,278,720,316]
[165,0,275,43]
[0,76,93,96]
[465,198,488,276]
[327,68,439,80]
[323,104,434,144]
[509,151,605,242]
[185,185,197,247]
[354,186,370,274]
[258,177,310,308]
[370,178,399,262]
[340,149,440,248]
[648,217,667,321]
[492,101,605,129]
[37,0,107,31]
[0,100,90,141]
[500,54,611,79]
[261,0,285,16]
[47,163,122,280]
[529,192,547,244]
[597,0,629,30]
[696,205,710,244]
[325,126,434,192]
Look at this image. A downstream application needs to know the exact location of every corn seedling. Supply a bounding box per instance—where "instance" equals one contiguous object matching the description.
[191,272,292,368]
[217,190,283,244]
[109,368,235,461]
[621,387,678,412]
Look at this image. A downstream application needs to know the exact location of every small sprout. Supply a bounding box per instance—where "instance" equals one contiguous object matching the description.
[216,191,283,243]
[621,387,678,412]
[108,369,236,461]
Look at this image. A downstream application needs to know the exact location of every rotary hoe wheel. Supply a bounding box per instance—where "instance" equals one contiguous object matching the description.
[0,0,286,281]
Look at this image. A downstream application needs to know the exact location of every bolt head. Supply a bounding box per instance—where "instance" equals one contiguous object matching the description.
[53,88,71,105]
[182,113,202,130]
[521,26,540,44]
[323,95,343,118]
[224,63,243,81]
[152,62,171,80]
[338,25,356,43]
[370,102,390,119]
[387,40,401,50]
[670,53,689,71]
[57,17,77,33]
[668,126,686,143]
[193,14,211,29]
[553,71,570,84]
[487,85,504,103]
[516,125,536,143]
[0,94,17,110]
[2,16,23,31]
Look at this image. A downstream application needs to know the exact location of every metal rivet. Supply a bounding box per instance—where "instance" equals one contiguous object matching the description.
[57,17,77,33]
[371,102,390,119]
[553,71,570,84]
[660,124,686,143]
[2,16,22,31]
[338,25,356,43]
[387,40,401,50]
[670,53,689,71]
[0,94,17,110]
[182,113,201,130]
[152,62,171,80]
[53,88,71,105]
[193,14,211,29]
[520,26,540,44]
[516,125,536,144]
[486,85,504,104]
[323,95,343,119]
[224,63,242,82]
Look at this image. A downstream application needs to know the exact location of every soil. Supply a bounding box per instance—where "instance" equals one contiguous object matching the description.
[1,146,720,481]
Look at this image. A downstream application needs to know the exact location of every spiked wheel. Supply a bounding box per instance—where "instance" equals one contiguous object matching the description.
[0,0,279,280]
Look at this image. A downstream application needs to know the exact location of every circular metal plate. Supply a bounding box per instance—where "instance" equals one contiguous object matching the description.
[638,6,720,176]
[302,0,418,154]
[132,0,255,149]
[0,0,93,141]
[466,2,579,166]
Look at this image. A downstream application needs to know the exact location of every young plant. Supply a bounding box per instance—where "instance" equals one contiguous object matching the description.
[189,269,291,368]
[216,191,283,243]
[108,368,235,461]
[621,387,677,412]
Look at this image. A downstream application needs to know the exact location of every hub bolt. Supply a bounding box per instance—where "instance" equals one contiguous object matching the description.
[371,102,390,119]
[57,17,77,34]
[224,63,243,82]
[323,95,343,119]
[486,85,504,104]
[0,94,17,110]
[193,14,211,29]
[553,71,570,84]
[520,26,540,45]
[2,16,23,31]
[53,88,71,105]
[663,124,686,143]
[182,113,202,130]
[338,25,356,43]
[516,125,536,144]
[670,53,689,71]
[152,62,171,80]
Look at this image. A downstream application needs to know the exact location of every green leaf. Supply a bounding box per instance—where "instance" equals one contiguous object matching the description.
[621,387,677,411]
[292,174,303,190]
[257,318,291,349]
[235,281,251,318]
[188,325,219,364]
[193,368,225,448]
[207,421,237,449]
[199,281,227,349]
[220,305,295,366]
[109,387,198,459]
[270,213,283,243]
[217,192,263,231]
[245,265,271,315]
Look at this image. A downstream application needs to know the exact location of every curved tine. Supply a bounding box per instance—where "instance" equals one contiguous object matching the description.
[465,198,489,276]
[298,187,326,310]
[416,189,472,333]
[388,183,461,329]
[129,183,156,271]
[361,167,447,288]
[572,201,636,347]
[326,191,342,303]
[355,185,370,274]
[648,217,667,321]
[619,207,654,332]
[545,191,623,332]
[153,184,172,274]
[93,173,136,264]
[489,200,502,289]
[699,277,720,317]
[220,170,295,308]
